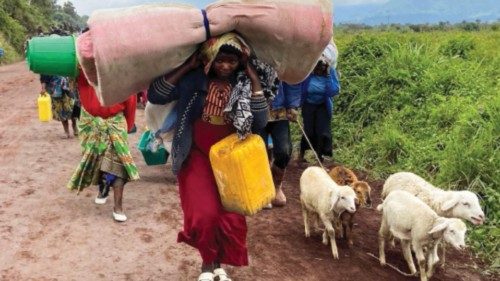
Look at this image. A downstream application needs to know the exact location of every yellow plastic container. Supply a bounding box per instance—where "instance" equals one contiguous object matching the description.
[209,133,275,216]
[37,92,52,122]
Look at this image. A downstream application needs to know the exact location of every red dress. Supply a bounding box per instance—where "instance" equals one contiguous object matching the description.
[176,83,248,266]
[77,73,136,132]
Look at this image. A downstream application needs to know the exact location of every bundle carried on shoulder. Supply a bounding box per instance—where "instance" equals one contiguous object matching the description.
[77,0,333,105]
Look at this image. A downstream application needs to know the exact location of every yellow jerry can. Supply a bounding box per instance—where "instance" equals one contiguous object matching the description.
[209,133,276,216]
[37,92,52,122]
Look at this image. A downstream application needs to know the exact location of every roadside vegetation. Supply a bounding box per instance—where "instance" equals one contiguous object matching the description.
[320,23,499,272]
[0,0,86,64]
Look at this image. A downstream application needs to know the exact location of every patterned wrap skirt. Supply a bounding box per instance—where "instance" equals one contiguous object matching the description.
[67,108,139,193]
[52,94,74,121]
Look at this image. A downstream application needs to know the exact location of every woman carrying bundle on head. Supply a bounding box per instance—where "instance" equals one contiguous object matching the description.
[148,33,277,281]
[296,43,341,164]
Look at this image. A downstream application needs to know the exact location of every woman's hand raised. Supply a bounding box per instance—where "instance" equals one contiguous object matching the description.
[185,51,202,70]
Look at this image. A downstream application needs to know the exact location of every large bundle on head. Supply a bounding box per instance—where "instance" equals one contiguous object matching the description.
[77,0,333,105]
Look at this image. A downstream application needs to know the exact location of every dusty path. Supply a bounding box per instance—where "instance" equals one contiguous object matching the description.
[0,62,495,281]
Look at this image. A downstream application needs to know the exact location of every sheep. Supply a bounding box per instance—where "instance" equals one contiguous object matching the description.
[382,172,484,267]
[378,190,467,281]
[329,166,373,206]
[328,166,372,247]
[382,172,485,225]
[300,166,357,259]
[328,165,358,185]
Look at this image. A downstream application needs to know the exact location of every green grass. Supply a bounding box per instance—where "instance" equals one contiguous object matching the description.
[293,28,499,271]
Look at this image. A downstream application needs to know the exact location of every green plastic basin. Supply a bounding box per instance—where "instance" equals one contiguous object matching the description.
[26,35,78,77]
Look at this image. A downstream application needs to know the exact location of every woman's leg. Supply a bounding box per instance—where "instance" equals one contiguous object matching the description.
[270,120,292,206]
[271,120,292,169]
[61,120,70,138]
[111,177,128,222]
[112,177,126,214]
[71,117,78,136]
[256,123,272,163]
[315,104,333,159]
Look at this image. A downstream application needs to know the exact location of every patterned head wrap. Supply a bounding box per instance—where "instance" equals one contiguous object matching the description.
[200,32,251,74]
[198,33,278,139]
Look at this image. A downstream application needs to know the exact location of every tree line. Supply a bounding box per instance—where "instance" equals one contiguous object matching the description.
[0,0,87,52]
[336,20,500,33]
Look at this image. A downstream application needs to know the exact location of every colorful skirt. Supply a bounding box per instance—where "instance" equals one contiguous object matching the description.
[52,94,74,121]
[67,108,139,193]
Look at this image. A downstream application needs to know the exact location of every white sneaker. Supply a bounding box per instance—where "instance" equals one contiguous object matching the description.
[94,196,107,205]
[197,272,214,281]
[112,211,127,222]
[213,268,232,281]
[263,203,273,209]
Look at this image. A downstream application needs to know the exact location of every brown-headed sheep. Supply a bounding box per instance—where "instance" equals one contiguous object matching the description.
[329,166,372,246]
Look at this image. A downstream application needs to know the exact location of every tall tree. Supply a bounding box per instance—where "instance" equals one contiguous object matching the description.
[62,1,77,18]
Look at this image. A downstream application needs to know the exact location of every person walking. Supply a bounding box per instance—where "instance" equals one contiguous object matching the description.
[296,43,340,164]
[40,75,77,138]
[67,70,139,222]
[148,33,276,281]
[258,82,301,207]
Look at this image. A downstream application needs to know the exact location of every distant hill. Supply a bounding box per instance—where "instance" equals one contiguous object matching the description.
[334,0,500,25]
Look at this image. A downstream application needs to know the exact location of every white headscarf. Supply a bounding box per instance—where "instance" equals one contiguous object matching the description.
[319,41,338,68]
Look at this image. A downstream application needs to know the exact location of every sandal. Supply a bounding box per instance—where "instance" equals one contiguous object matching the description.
[213,268,232,281]
[197,272,214,281]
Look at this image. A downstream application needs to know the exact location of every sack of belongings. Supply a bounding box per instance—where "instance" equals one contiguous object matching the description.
[77,0,333,105]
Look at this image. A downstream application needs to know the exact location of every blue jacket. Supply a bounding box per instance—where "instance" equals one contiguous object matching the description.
[148,68,269,175]
[270,82,302,110]
[40,75,68,98]
[300,67,340,116]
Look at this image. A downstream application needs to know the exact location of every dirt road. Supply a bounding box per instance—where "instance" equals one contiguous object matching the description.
[0,62,494,281]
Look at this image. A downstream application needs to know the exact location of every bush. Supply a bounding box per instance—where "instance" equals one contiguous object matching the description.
[0,8,27,51]
[439,36,476,59]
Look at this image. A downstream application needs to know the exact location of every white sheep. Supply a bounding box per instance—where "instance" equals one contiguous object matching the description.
[383,172,484,266]
[300,166,357,259]
[378,190,467,281]
[382,172,485,225]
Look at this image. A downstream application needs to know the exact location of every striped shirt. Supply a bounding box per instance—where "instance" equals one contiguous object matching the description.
[202,81,232,124]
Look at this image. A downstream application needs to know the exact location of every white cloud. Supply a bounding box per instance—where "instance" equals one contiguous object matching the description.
[58,0,211,16]
[59,0,389,16]
[335,0,389,5]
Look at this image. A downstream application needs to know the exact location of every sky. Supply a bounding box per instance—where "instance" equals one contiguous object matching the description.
[58,0,389,16]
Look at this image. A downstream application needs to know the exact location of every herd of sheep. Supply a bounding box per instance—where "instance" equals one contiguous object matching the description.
[299,166,485,281]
